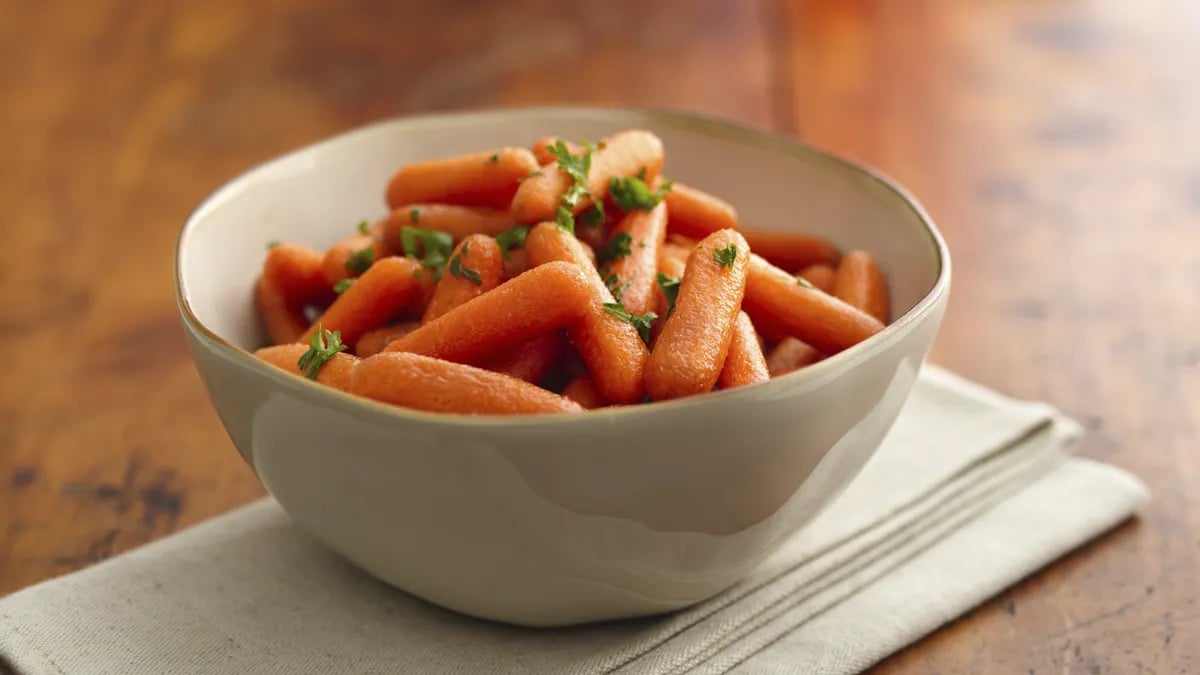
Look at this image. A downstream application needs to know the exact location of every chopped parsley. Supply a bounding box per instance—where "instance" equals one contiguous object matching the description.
[296,325,347,380]
[656,273,681,316]
[400,226,454,279]
[333,278,355,294]
[603,272,632,301]
[609,175,673,212]
[579,206,605,229]
[796,276,816,290]
[547,140,603,233]
[712,244,738,268]
[448,242,483,285]
[266,240,280,250]
[409,208,420,223]
[488,152,500,164]
[600,232,633,263]
[602,302,657,344]
[494,226,530,261]
[344,246,375,275]
[518,169,544,183]
[356,220,370,235]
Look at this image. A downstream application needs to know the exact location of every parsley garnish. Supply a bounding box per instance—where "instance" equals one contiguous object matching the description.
[602,302,657,343]
[333,278,355,294]
[609,175,673,212]
[400,226,454,279]
[796,276,816,290]
[579,206,605,228]
[547,140,602,233]
[448,242,483,285]
[356,220,369,235]
[344,246,374,275]
[600,232,633,263]
[296,325,347,380]
[495,226,529,261]
[488,153,500,164]
[603,272,632,301]
[713,244,738,268]
[266,240,280,250]
[409,208,420,223]
[656,273,681,316]
[518,170,544,183]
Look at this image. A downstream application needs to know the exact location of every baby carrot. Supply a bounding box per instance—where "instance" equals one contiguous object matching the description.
[355,321,419,358]
[486,332,566,384]
[718,311,770,389]
[742,254,884,354]
[530,136,581,165]
[255,275,309,345]
[741,229,841,271]
[663,182,738,239]
[562,375,605,409]
[524,222,650,404]
[321,234,385,287]
[766,337,824,377]
[511,130,665,224]
[385,147,540,210]
[422,235,505,323]
[383,260,595,365]
[798,263,837,294]
[646,229,750,401]
[659,240,693,268]
[503,247,529,280]
[264,243,332,305]
[604,201,667,316]
[351,352,583,415]
[833,250,891,324]
[380,204,515,251]
[650,254,687,344]
[254,343,358,391]
[301,256,422,347]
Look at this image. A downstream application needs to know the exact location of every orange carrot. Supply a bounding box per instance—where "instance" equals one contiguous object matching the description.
[264,243,332,305]
[301,256,422,347]
[743,254,884,354]
[502,247,529,280]
[254,344,358,391]
[562,375,605,409]
[383,260,595,366]
[798,263,837,294]
[255,275,309,345]
[718,311,770,389]
[663,182,738,239]
[320,234,384,287]
[524,222,649,404]
[604,201,667,316]
[833,250,891,324]
[511,130,665,224]
[486,332,566,384]
[646,229,750,401]
[578,239,597,267]
[741,229,841,271]
[355,322,419,358]
[385,148,539,210]
[659,240,693,268]
[766,337,824,376]
[380,204,515,251]
[530,136,581,165]
[351,352,583,415]
[422,235,505,323]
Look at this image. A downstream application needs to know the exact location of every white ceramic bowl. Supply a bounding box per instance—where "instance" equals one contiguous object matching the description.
[176,107,950,627]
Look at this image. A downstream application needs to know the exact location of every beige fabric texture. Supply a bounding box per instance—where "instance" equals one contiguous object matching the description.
[0,367,1148,675]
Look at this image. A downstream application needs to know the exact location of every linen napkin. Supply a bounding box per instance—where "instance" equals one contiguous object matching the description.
[0,367,1146,675]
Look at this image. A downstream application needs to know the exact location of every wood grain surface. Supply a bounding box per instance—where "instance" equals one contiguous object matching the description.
[2,1,1197,672]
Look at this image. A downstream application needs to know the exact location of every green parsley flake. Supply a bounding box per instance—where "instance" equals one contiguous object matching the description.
[266,240,280,250]
[579,206,605,228]
[400,226,454,279]
[518,170,544,183]
[356,220,369,235]
[796,276,816,290]
[333,278,355,294]
[712,244,738,268]
[547,140,602,233]
[603,272,632,301]
[448,242,483,286]
[602,302,657,344]
[409,208,420,223]
[296,325,347,380]
[494,226,530,261]
[609,175,673,212]
[344,246,375,275]
[489,153,500,164]
[655,273,681,316]
[601,232,633,263]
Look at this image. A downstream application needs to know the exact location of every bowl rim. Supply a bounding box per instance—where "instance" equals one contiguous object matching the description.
[175,105,951,428]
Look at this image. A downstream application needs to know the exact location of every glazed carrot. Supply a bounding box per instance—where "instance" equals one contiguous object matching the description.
[254,344,358,391]
[718,311,770,389]
[383,261,595,366]
[604,201,667,316]
[798,263,837,294]
[380,204,514,251]
[351,353,583,415]
[422,235,505,323]
[743,254,884,354]
[321,234,384,287]
[385,147,539,210]
[503,247,529,280]
[659,239,693,268]
[650,254,687,344]
[264,243,331,305]
[486,332,566,384]
[741,229,841,271]
[575,216,609,256]
[663,182,738,239]
[766,337,824,376]
[578,239,597,267]
[833,250,891,324]
[511,130,665,224]
[562,375,605,410]
[355,321,419,358]
[301,256,422,347]
[530,136,581,165]
[255,275,309,345]
[524,222,649,404]
[646,229,750,401]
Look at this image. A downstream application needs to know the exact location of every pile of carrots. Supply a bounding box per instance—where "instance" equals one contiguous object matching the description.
[252,130,891,415]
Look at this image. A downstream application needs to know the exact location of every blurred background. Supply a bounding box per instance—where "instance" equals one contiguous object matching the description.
[2,1,1197,672]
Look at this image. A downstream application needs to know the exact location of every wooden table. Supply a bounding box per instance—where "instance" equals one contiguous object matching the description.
[3,1,1196,672]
